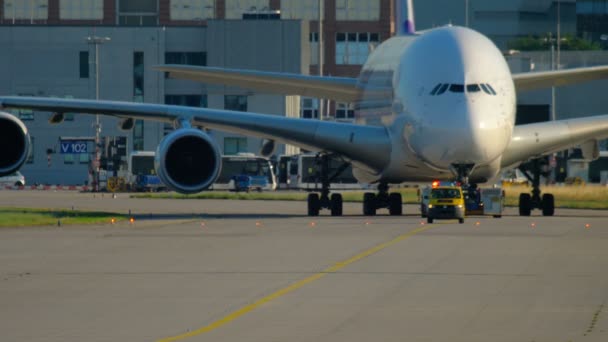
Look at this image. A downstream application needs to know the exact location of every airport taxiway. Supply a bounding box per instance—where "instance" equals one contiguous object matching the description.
[1,191,607,342]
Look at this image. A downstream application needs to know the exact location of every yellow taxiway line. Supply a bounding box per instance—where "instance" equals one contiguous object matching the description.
[158,224,434,342]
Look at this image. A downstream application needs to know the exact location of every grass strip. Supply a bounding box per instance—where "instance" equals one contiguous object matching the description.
[0,208,127,227]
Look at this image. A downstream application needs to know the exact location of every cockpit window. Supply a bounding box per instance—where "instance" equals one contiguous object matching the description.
[436,84,449,95]
[486,84,497,95]
[430,84,442,95]
[480,83,498,95]
[480,83,492,95]
[449,84,464,93]
[466,84,481,92]
[431,83,496,96]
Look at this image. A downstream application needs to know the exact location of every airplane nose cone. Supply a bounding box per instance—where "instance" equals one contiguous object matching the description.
[407,101,510,170]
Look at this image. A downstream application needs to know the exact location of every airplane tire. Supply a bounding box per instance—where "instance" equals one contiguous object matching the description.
[307,193,320,216]
[427,217,434,224]
[388,193,403,216]
[458,218,464,224]
[330,193,343,217]
[363,192,376,216]
[519,193,532,216]
[542,193,555,217]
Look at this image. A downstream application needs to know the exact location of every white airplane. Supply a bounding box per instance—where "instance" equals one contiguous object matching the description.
[1,0,608,217]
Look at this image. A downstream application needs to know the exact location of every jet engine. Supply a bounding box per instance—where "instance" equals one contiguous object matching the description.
[155,128,222,194]
[0,112,31,177]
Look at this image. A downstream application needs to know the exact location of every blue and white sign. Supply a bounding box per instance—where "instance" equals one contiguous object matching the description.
[60,141,88,154]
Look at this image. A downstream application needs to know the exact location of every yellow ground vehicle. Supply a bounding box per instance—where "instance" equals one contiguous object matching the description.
[427,186,465,224]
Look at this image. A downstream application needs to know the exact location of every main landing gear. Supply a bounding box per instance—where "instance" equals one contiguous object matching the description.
[517,159,554,216]
[306,154,349,216]
[362,182,403,216]
[305,154,403,217]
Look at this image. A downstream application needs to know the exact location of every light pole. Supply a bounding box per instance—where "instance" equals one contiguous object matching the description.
[318,0,324,121]
[86,35,111,192]
[465,0,469,28]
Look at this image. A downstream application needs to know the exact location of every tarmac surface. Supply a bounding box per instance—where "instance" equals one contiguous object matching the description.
[1,191,608,342]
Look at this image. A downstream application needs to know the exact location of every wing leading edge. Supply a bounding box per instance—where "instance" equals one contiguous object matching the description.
[513,65,608,92]
[157,65,363,102]
[502,114,608,168]
[0,96,391,173]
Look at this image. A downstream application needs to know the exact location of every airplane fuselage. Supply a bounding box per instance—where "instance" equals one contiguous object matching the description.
[355,26,516,184]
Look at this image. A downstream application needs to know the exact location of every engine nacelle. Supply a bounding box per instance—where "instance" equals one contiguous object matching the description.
[0,112,30,177]
[155,128,222,194]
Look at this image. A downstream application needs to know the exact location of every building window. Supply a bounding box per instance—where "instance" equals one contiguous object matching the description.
[281,0,319,20]
[60,0,103,20]
[79,51,89,78]
[27,137,34,164]
[336,102,355,120]
[3,0,48,20]
[165,52,207,66]
[224,137,248,155]
[118,0,158,25]
[310,32,319,65]
[133,51,144,102]
[301,97,319,119]
[165,52,206,77]
[225,0,269,19]
[133,120,144,151]
[336,0,379,21]
[577,1,608,14]
[224,95,248,112]
[16,109,34,121]
[64,154,75,164]
[79,153,89,164]
[133,51,145,151]
[336,32,380,65]
[170,0,215,20]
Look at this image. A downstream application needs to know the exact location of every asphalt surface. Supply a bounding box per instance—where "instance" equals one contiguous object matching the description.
[1,191,607,342]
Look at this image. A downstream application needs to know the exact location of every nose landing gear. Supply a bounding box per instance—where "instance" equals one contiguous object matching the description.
[517,158,554,216]
[452,163,475,185]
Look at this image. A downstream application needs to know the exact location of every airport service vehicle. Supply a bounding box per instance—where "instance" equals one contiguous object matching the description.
[420,181,504,218]
[211,154,276,191]
[462,185,484,215]
[419,181,452,218]
[427,186,465,224]
[2,0,608,216]
[232,174,268,192]
[0,171,25,187]
[276,155,293,189]
[418,186,431,218]
[478,188,505,218]
[127,151,164,192]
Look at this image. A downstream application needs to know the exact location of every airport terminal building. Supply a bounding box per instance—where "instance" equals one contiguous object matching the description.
[1,0,608,185]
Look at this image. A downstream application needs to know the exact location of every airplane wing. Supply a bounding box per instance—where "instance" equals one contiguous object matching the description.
[0,96,391,173]
[157,65,363,102]
[513,65,608,92]
[501,114,608,168]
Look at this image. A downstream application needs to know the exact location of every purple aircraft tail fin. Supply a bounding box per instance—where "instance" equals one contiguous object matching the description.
[396,0,416,35]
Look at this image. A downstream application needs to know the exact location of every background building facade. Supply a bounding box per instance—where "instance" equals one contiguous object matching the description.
[2,0,608,185]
